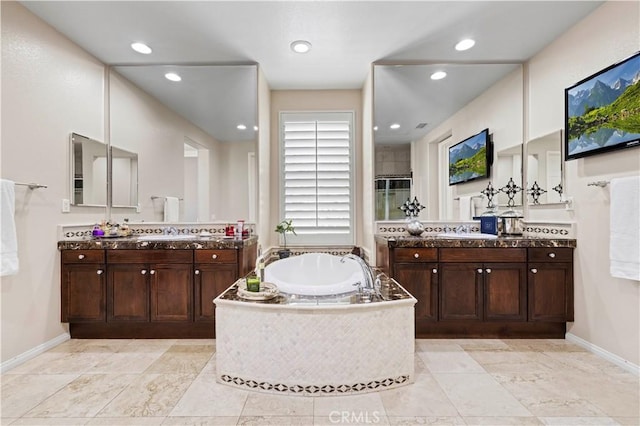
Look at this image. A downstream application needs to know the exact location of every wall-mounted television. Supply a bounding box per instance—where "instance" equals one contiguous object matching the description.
[448,128,491,185]
[565,51,640,161]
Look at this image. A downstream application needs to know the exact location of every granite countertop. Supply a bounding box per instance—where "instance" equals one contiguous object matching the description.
[57,235,259,250]
[375,234,576,248]
[216,271,414,307]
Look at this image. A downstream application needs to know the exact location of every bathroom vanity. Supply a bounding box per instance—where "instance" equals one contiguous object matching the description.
[58,236,258,338]
[375,235,575,338]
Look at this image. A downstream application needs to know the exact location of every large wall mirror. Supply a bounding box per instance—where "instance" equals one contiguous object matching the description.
[496,144,523,208]
[70,133,107,207]
[108,64,258,222]
[373,62,523,220]
[526,130,564,205]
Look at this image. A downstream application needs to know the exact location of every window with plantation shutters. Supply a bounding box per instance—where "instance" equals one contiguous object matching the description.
[280,112,355,246]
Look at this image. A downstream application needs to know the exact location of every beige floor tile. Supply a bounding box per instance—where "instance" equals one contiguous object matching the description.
[314,392,387,422]
[241,392,313,416]
[613,417,640,425]
[462,417,542,425]
[169,339,215,346]
[10,418,89,425]
[380,374,458,417]
[238,416,314,425]
[414,354,427,375]
[415,340,464,353]
[165,344,215,354]
[118,340,177,353]
[88,352,165,374]
[144,352,211,375]
[563,373,640,417]
[169,376,248,417]
[96,373,196,418]
[24,373,137,418]
[87,417,166,425]
[502,340,587,353]
[418,350,486,373]
[161,417,238,426]
[1,374,79,418]
[433,372,531,417]
[387,416,466,425]
[314,413,389,425]
[198,357,217,376]
[0,418,16,425]
[456,339,512,352]
[469,351,562,374]
[6,352,112,375]
[538,417,620,425]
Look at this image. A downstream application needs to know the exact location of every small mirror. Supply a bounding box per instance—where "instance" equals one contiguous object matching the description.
[526,130,563,205]
[496,144,523,207]
[70,133,107,206]
[111,145,138,208]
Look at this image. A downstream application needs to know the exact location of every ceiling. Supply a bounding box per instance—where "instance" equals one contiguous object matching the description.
[21,1,603,144]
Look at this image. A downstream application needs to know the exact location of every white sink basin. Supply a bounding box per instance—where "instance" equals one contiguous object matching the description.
[436,232,498,239]
[138,234,196,241]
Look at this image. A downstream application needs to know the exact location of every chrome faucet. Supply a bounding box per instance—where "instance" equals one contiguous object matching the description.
[341,254,378,296]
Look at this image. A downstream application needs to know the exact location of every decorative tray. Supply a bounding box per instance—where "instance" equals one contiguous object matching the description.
[237,280,279,301]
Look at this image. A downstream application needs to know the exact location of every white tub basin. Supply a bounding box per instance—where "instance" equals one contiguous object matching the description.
[437,232,498,239]
[138,234,196,241]
[264,253,365,296]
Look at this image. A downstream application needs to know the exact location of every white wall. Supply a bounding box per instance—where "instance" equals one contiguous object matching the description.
[257,67,271,250]
[526,0,639,366]
[216,141,255,222]
[0,2,249,363]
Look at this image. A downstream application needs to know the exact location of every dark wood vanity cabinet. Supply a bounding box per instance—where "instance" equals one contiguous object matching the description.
[106,250,193,322]
[377,240,574,338]
[61,250,106,322]
[194,250,238,322]
[528,247,574,322]
[439,248,527,322]
[391,248,438,321]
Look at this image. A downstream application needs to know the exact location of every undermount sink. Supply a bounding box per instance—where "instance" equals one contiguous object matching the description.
[138,234,196,241]
[436,232,498,239]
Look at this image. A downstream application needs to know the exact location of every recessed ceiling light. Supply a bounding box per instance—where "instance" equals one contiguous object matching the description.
[390,123,401,130]
[430,71,447,80]
[290,40,312,54]
[373,126,379,131]
[455,39,475,51]
[131,42,152,54]
[164,72,181,82]
[237,124,247,130]
[253,125,259,131]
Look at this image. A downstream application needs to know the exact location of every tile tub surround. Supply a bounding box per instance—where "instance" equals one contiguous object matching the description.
[214,281,417,397]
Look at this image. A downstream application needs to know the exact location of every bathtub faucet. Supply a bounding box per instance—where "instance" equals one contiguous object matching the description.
[341,254,377,296]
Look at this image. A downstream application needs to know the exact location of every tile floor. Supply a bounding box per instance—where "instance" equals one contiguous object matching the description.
[1,338,638,425]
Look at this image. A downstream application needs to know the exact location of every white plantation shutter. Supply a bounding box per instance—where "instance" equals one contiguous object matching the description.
[280,112,355,245]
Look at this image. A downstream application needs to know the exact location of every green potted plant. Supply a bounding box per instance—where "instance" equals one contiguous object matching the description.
[275,219,296,258]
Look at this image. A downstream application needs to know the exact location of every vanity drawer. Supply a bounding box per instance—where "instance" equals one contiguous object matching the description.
[393,248,438,263]
[62,250,105,264]
[107,250,193,264]
[528,248,573,262]
[440,248,526,263]
[195,249,237,264]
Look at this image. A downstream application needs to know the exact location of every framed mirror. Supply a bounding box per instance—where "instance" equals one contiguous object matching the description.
[70,133,107,207]
[526,130,564,205]
[496,144,524,207]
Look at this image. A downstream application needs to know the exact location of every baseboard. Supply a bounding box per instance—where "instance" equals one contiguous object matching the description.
[1,332,70,373]
[565,332,639,376]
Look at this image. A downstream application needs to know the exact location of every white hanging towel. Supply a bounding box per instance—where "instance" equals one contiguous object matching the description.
[163,196,180,222]
[610,176,640,281]
[1,179,19,277]
[458,196,474,221]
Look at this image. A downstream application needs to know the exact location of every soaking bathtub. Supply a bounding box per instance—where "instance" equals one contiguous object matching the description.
[214,253,417,397]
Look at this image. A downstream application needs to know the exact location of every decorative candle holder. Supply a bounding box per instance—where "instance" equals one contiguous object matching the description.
[399,197,425,236]
[527,181,547,205]
[499,177,523,208]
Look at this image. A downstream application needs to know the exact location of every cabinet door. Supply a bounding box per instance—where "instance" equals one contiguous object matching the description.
[150,263,193,322]
[484,262,526,321]
[107,264,149,321]
[194,263,238,321]
[61,263,106,322]
[393,262,438,321]
[528,262,573,321]
[439,263,482,321]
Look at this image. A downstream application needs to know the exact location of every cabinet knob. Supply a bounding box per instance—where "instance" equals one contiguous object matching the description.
[150,270,155,275]
[432,268,437,274]
[413,253,419,259]
[212,254,218,259]
[78,254,85,260]
[195,270,200,275]
[96,269,103,275]
[485,268,492,274]
[477,268,483,274]
[531,268,538,274]
[141,269,147,275]
[548,252,556,258]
